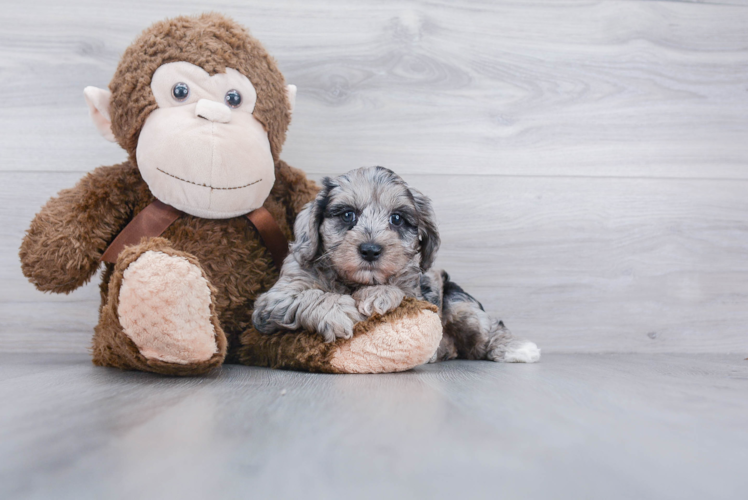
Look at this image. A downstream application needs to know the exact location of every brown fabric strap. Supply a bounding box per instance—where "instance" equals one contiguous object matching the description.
[101,200,182,264]
[245,207,289,270]
[101,201,289,271]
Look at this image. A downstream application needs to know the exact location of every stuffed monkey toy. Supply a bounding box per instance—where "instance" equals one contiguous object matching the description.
[19,13,441,376]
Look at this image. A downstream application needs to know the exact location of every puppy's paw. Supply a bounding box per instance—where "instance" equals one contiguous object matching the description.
[488,340,541,363]
[504,341,541,363]
[252,293,296,334]
[352,285,405,317]
[316,294,365,342]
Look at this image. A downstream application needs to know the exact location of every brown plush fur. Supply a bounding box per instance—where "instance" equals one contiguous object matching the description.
[19,13,319,375]
[20,158,317,374]
[109,12,292,166]
[238,298,437,373]
[93,237,227,376]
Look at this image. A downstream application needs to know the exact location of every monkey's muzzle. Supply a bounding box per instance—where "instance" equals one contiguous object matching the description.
[195,99,232,123]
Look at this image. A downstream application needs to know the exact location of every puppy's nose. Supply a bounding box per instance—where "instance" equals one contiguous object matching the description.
[359,243,383,262]
[195,99,232,123]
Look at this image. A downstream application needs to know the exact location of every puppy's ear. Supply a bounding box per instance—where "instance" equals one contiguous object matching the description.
[410,187,441,271]
[291,178,334,266]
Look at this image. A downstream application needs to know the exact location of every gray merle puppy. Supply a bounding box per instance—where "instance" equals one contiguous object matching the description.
[252,166,540,363]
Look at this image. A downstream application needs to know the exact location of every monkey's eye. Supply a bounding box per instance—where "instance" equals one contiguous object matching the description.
[389,213,403,227]
[341,211,356,224]
[225,89,242,108]
[172,82,190,101]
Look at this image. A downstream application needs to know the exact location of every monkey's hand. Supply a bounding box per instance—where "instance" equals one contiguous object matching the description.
[19,163,140,294]
[352,285,406,317]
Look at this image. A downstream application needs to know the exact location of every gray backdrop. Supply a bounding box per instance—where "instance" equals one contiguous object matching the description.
[2,0,747,354]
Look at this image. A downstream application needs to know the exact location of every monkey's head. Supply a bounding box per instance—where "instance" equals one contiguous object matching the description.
[84,13,295,218]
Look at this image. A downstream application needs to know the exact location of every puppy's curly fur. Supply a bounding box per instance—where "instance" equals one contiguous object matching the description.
[253,166,540,363]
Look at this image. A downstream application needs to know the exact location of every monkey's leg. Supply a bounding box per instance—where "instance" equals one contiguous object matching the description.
[437,272,540,363]
[92,237,227,376]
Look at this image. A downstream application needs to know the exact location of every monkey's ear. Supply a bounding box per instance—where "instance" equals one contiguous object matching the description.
[286,85,297,115]
[83,86,116,143]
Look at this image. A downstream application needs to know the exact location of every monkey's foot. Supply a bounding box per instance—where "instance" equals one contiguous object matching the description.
[238,298,442,374]
[117,250,219,364]
[93,238,226,376]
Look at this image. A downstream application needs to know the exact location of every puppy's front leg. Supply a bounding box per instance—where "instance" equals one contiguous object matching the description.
[300,291,365,342]
[352,285,405,317]
[254,288,363,343]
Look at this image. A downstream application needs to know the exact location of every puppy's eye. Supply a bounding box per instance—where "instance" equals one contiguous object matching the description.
[172,82,190,101]
[389,213,403,227]
[341,211,356,224]
[225,89,242,108]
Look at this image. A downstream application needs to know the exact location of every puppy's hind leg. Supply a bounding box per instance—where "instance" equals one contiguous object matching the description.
[439,272,540,363]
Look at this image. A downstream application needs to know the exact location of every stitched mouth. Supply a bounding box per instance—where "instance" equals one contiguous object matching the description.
[157,168,262,190]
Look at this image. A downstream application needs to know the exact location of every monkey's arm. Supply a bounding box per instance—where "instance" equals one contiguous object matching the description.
[20,162,145,294]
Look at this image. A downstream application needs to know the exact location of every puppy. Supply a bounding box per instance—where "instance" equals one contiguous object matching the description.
[252,166,540,363]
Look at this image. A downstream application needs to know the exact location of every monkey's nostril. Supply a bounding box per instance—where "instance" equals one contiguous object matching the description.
[195,99,232,123]
[359,243,383,262]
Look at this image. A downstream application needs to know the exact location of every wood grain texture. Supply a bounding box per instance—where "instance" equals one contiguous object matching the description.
[1,0,748,354]
[3,172,747,353]
[1,0,748,178]
[1,353,747,499]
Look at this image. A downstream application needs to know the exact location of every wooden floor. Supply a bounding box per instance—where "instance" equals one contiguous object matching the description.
[1,353,746,500]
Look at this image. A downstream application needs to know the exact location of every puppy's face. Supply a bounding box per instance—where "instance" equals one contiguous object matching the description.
[292,167,440,286]
[320,169,420,285]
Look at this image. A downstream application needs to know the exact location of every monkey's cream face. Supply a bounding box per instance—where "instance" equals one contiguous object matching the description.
[136,62,275,219]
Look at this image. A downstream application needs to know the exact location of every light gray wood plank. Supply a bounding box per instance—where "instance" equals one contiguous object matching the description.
[3,172,747,354]
[1,0,747,178]
[2,2,748,353]
[1,353,746,500]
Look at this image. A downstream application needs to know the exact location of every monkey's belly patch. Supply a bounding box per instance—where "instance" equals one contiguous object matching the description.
[156,167,262,190]
[117,250,218,364]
